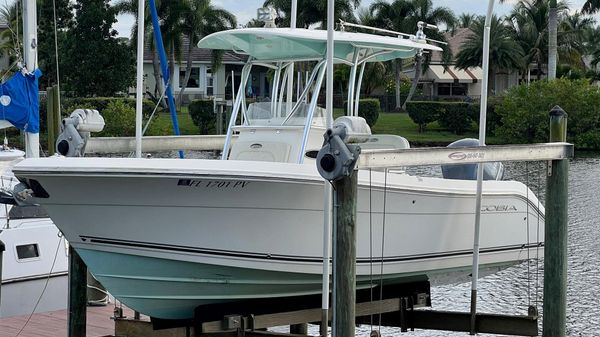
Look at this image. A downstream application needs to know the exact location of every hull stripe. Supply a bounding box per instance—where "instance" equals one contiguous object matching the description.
[81,235,543,264]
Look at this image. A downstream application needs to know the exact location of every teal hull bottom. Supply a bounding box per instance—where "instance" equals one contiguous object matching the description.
[77,248,430,320]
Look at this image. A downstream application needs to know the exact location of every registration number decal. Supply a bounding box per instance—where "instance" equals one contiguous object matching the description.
[178,179,250,189]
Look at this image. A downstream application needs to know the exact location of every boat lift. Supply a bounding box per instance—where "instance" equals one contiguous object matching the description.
[53,0,572,336]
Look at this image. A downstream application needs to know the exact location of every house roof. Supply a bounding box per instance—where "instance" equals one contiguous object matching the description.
[430,28,475,63]
[144,36,247,64]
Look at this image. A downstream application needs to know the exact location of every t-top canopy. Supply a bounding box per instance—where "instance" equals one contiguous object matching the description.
[198,28,442,63]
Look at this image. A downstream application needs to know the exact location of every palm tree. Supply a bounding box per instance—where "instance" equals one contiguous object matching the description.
[507,0,567,81]
[455,15,525,94]
[0,3,21,68]
[582,0,600,14]
[369,0,414,110]
[547,0,558,79]
[178,0,236,105]
[117,0,189,99]
[558,11,595,70]
[458,13,477,29]
[401,0,455,110]
[588,26,600,69]
[263,0,360,28]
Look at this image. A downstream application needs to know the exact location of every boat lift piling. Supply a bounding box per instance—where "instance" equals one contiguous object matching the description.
[46,85,61,155]
[543,106,569,337]
[0,239,4,306]
[68,247,88,337]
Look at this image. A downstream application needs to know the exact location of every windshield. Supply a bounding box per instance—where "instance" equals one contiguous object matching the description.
[246,102,325,127]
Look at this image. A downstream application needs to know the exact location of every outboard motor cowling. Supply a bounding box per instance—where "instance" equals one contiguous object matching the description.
[441,138,504,180]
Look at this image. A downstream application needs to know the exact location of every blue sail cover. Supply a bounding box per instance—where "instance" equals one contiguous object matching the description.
[0,69,41,133]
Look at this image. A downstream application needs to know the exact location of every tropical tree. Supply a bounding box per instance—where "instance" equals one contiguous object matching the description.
[0,3,21,69]
[178,0,236,105]
[117,0,188,102]
[582,0,600,14]
[0,0,72,87]
[507,0,567,80]
[115,0,165,99]
[457,13,477,29]
[261,0,348,28]
[369,0,414,110]
[263,0,360,28]
[585,26,600,69]
[548,0,558,79]
[455,15,525,94]
[400,0,455,110]
[558,11,595,70]
[63,0,135,96]
[38,0,74,88]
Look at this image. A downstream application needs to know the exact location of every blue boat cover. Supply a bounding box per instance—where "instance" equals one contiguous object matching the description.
[0,69,41,133]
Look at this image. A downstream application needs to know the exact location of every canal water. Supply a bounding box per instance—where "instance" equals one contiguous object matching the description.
[359,155,600,337]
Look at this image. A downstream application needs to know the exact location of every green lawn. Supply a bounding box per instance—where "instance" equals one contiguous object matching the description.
[150,111,198,135]
[152,108,497,146]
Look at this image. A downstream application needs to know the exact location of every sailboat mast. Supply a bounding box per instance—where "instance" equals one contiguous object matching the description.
[23,0,39,158]
[135,0,145,158]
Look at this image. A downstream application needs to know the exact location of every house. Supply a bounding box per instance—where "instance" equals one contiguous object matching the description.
[409,28,522,99]
[142,37,275,103]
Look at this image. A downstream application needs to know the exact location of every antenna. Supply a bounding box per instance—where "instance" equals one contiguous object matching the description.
[338,20,447,45]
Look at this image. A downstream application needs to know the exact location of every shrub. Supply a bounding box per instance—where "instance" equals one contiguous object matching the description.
[470,96,503,136]
[406,101,443,132]
[189,99,216,134]
[495,79,600,147]
[97,100,136,137]
[437,102,474,134]
[343,99,381,127]
[63,97,157,118]
[357,99,381,127]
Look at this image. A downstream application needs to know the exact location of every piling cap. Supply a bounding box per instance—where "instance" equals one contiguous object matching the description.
[549,105,568,118]
[0,239,4,252]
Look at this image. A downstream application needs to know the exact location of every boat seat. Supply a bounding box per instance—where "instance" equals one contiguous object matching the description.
[356,135,411,150]
[229,140,292,162]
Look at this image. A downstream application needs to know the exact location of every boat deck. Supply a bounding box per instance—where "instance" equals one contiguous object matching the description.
[0,304,133,337]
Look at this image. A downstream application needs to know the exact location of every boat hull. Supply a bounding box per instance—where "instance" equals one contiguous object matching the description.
[13,157,545,319]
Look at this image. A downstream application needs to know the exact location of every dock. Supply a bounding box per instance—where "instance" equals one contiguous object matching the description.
[0,305,132,337]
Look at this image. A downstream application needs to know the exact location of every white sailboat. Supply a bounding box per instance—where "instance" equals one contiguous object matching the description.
[10,27,544,320]
[0,147,69,317]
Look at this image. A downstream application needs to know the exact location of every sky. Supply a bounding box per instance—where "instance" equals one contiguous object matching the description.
[113,0,593,38]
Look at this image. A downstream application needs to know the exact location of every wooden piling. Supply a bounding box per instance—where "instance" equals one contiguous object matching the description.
[0,239,4,305]
[47,86,55,155]
[46,85,61,155]
[332,169,357,337]
[543,105,568,337]
[68,247,87,337]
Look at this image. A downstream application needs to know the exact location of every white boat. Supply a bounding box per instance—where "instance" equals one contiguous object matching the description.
[0,148,69,317]
[11,28,544,320]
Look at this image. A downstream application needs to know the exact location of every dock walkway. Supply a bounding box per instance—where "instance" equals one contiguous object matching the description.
[0,305,131,337]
